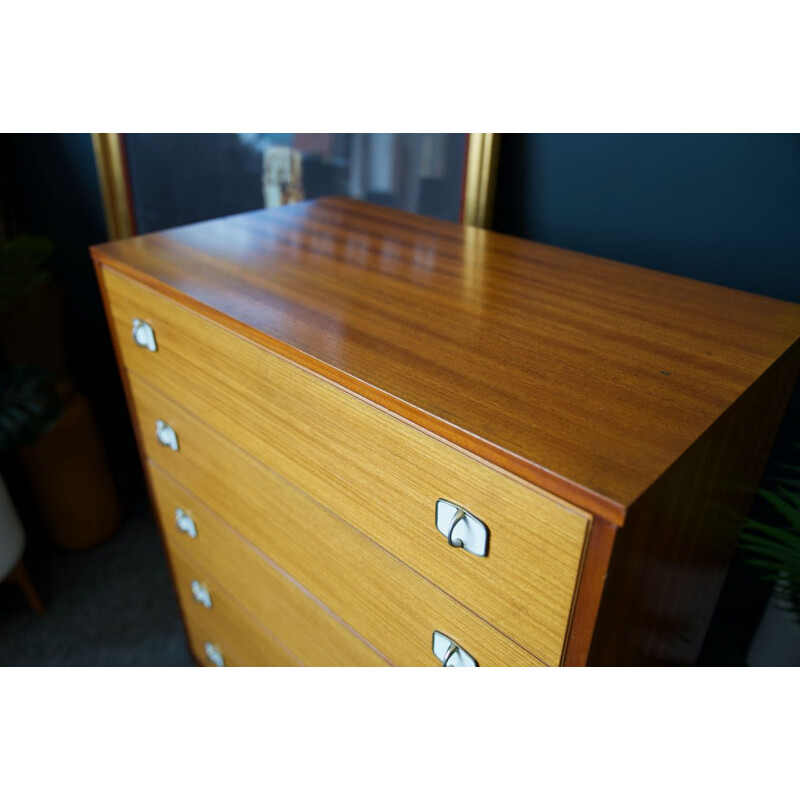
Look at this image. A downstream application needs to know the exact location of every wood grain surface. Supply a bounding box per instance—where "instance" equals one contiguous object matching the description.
[137,371,548,666]
[169,548,301,667]
[586,343,800,665]
[91,197,800,524]
[118,329,585,665]
[152,468,390,668]
[148,450,545,667]
[562,516,617,667]
[105,266,588,663]
[93,254,206,663]
[180,607,243,667]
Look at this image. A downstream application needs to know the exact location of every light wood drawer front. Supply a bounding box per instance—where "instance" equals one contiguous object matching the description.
[181,605,244,667]
[104,266,591,665]
[158,472,389,668]
[142,400,545,667]
[170,550,299,667]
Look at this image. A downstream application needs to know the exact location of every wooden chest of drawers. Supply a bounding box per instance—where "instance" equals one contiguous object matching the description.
[91,197,800,666]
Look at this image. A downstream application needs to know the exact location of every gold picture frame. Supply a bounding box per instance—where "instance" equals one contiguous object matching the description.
[462,133,500,229]
[91,133,134,241]
[92,133,500,239]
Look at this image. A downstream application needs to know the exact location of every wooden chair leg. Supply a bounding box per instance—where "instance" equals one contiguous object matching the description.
[8,561,46,616]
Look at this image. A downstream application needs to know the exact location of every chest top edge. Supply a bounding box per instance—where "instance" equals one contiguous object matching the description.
[90,198,800,524]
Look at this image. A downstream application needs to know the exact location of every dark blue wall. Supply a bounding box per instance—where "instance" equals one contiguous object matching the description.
[8,133,108,247]
[494,134,800,302]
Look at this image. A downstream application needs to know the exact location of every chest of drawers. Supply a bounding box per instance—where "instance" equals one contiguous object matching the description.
[91,197,800,666]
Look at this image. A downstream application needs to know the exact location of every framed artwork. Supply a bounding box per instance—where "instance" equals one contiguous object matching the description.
[91,133,500,240]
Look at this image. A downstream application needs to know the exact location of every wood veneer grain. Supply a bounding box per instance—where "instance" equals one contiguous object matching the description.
[181,608,244,667]
[149,453,545,667]
[154,470,391,667]
[99,251,389,668]
[91,197,800,524]
[93,199,800,666]
[562,516,617,667]
[93,256,201,662]
[169,548,301,667]
[103,266,590,664]
[586,343,800,665]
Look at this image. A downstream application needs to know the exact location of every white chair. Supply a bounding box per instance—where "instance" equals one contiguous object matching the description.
[1,476,44,615]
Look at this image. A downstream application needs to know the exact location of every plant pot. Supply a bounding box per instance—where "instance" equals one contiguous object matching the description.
[0,474,25,581]
[17,391,122,550]
[747,579,800,666]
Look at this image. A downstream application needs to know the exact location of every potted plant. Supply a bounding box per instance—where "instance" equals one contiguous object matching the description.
[0,364,60,610]
[0,234,121,549]
[742,464,800,665]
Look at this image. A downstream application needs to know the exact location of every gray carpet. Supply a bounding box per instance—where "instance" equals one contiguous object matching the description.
[0,503,193,666]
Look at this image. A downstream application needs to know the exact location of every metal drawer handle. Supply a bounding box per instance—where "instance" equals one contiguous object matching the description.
[204,642,225,667]
[155,419,179,451]
[175,508,197,538]
[432,631,477,667]
[446,509,466,548]
[190,579,213,609]
[132,319,157,352]
[435,500,489,557]
[441,642,459,667]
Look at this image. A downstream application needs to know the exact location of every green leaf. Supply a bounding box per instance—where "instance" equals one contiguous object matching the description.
[742,519,800,550]
[741,538,800,566]
[741,546,800,569]
[770,477,800,491]
[757,488,800,529]
[738,444,800,614]
[0,364,62,452]
[776,484,800,509]
[772,462,800,474]
[740,529,800,551]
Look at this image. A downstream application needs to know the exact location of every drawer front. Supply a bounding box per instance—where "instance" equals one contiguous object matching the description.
[181,604,243,667]
[104,266,591,665]
[158,473,389,668]
[143,409,545,667]
[170,550,299,667]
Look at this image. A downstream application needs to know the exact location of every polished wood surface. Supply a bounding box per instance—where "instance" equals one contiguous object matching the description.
[94,256,206,663]
[125,368,579,665]
[149,449,544,667]
[91,197,800,524]
[169,547,300,667]
[104,266,589,665]
[153,466,389,668]
[562,516,616,667]
[587,344,800,665]
[93,198,800,666]
[182,609,243,667]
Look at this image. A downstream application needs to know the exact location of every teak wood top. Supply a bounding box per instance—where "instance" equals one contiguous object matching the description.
[91,197,800,524]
